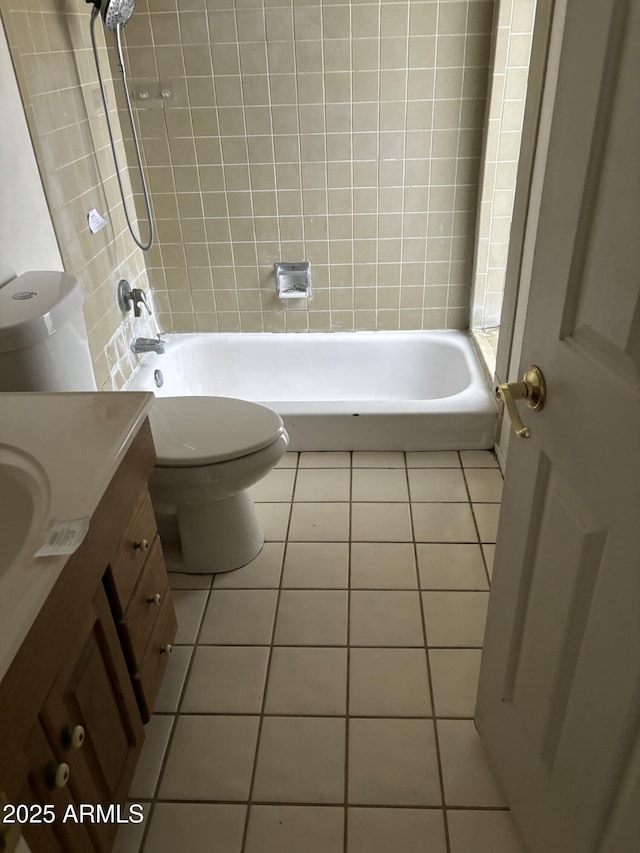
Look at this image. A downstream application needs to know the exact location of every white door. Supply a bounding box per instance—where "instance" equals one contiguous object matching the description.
[475,1,640,852]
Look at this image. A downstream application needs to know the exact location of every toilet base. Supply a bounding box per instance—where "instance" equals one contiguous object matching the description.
[164,490,265,574]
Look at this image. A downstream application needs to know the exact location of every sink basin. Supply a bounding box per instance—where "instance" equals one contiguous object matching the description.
[0,444,51,575]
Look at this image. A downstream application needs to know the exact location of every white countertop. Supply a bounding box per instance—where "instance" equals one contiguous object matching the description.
[0,391,155,681]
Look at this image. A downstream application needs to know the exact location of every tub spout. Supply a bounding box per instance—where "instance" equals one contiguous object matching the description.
[131,335,165,355]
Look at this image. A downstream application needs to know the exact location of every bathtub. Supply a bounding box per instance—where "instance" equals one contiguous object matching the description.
[126,330,497,451]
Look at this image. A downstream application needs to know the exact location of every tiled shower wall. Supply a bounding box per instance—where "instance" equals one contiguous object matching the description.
[0,0,158,390]
[117,0,494,333]
[471,0,535,331]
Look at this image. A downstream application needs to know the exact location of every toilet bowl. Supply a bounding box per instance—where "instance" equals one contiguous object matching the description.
[148,396,288,574]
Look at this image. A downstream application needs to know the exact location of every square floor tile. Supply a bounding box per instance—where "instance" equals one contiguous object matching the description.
[275,590,348,645]
[265,647,348,715]
[299,451,351,467]
[352,468,409,502]
[348,719,441,805]
[349,648,431,716]
[245,806,344,853]
[213,543,284,589]
[159,716,259,800]
[129,714,174,799]
[289,502,350,541]
[255,503,291,540]
[348,808,447,853]
[172,590,209,644]
[112,803,150,853]
[416,544,488,589]
[294,468,351,501]
[251,468,296,501]
[181,646,270,713]
[276,451,299,468]
[253,717,346,803]
[422,592,489,647]
[429,648,482,717]
[437,720,507,806]
[144,803,246,853]
[483,544,496,579]
[154,645,193,712]
[408,469,468,502]
[460,450,498,468]
[168,572,212,590]
[465,469,503,503]
[412,503,477,543]
[199,590,278,645]
[447,809,527,853]
[350,542,417,589]
[282,542,349,588]
[352,451,405,467]
[473,503,501,542]
[406,451,460,468]
[350,591,424,646]
[351,503,413,542]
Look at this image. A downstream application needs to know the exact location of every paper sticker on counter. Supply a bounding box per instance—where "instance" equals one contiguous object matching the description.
[35,518,90,557]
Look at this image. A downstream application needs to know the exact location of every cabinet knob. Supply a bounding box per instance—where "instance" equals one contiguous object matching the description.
[147,593,162,606]
[45,761,70,790]
[133,538,150,552]
[161,644,173,656]
[61,724,85,750]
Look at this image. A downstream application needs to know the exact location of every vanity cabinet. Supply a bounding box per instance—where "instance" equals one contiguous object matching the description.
[0,418,176,853]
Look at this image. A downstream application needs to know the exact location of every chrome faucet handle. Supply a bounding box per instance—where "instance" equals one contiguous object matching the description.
[131,288,151,317]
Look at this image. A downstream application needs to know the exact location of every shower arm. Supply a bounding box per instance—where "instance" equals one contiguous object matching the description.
[89,6,154,252]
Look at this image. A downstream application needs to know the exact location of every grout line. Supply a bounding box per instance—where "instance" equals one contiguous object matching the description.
[135,796,510,812]
[343,452,353,849]
[239,449,298,853]
[138,577,215,851]
[407,445,453,853]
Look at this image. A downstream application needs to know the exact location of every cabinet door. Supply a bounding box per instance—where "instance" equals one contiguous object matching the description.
[23,721,93,853]
[39,584,144,853]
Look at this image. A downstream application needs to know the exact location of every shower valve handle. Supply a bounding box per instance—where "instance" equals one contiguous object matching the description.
[131,288,151,317]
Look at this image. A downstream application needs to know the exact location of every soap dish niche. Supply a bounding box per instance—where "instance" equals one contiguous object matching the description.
[275,262,312,300]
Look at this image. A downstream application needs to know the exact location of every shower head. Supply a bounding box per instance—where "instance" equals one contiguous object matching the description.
[89,0,136,31]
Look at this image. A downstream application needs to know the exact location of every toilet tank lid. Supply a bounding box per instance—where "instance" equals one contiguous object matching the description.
[0,271,85,353]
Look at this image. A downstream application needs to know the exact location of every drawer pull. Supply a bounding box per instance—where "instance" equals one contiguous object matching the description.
[133,539,150,552]
[147,592,162,606]
[61,724,85,750]
[161,644,173,656]
[45,761,70,790]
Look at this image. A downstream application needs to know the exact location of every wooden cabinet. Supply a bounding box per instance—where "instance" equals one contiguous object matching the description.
[104,493,178,723]
[0,418,176,853]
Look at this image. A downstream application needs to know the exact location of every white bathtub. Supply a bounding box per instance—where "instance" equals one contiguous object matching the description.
[126,331,497,450]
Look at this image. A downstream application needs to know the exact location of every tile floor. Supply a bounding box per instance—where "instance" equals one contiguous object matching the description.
[114,450,526,853]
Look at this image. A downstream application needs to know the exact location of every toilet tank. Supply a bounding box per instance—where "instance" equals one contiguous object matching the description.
[0,271,97,391]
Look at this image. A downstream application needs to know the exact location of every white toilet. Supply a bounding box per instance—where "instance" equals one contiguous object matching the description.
[149,396,288,573]
[0,271,288,574]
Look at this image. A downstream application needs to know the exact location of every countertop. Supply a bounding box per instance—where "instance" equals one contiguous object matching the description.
[0,391,155,681]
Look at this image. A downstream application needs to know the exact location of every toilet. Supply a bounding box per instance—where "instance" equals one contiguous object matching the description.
[149,396,288,573]
[0,270,288,574]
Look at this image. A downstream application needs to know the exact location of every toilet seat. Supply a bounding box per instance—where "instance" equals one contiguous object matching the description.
[150,396,285,467]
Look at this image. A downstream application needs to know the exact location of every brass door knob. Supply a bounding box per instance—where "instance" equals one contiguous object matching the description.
[496,365,546,438]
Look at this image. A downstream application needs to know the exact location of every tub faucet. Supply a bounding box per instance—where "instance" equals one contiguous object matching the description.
[131,335,165,355]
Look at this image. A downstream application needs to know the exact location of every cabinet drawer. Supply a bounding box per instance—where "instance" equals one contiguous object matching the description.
[120,538,168,669]
[134,592,178,723]
[105,489,158,616]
